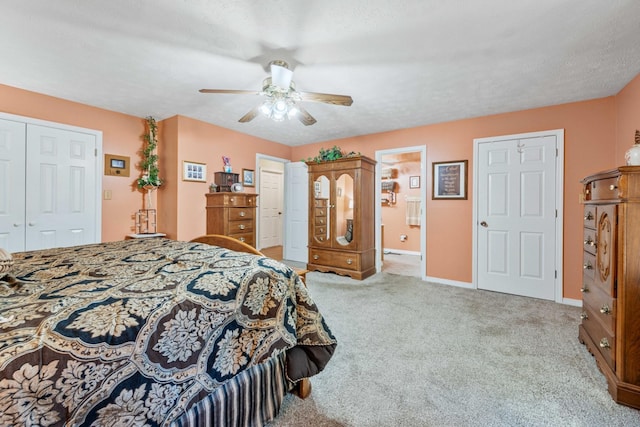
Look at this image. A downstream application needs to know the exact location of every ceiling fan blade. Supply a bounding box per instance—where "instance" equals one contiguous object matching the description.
[294,105,317,126]
[238,106,261,123]
[199,89,259,95]
[270,61,293,89]
[298,91,353,106]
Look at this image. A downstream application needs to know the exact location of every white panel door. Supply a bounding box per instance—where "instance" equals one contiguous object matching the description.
[284,161,308,263]
[0,118,27,252]
[25,124,98,250]
[258,169,284,249]
[477,135,557,300]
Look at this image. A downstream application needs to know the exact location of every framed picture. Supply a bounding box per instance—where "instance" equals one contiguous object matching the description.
[409,176,420,189]
[183,161,207,182]
[432,160,468,200]
[242,168,255,187]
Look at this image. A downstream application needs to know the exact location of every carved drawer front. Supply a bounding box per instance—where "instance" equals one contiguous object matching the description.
[315,216,327,226]
[229,208,254,221]
[583,229,597,255]
[595,205,616,296]
[229,219,253,234]
[314,198,328,207]
[582,252,596,282]
[583,285,616,333]
[314,226,327,237]
[229,232,254,246]
[590,177,619,201]
[583,206,596,229]
[582,304,616,370]
[309,249,361,271]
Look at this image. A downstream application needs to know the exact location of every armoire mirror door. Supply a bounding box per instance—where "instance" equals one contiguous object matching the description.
[335,173,354,247]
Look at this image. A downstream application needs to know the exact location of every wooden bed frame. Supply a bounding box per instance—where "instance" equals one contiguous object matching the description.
[190,234,312,399]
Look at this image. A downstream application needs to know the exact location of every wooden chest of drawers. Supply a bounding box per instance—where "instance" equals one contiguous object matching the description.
[579,166,640,409]
[205,193,258,247]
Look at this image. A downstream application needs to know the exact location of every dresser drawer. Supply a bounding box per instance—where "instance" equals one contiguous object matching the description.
[228,232,254,247]
[581,304,615,370]
[226,194,256,207]
[314,198,328,207]
[583,229,597,255]
[583,206,596,228]
[589,177,620,201]
[582,252,596,282]
[228,219,253,234]
[583,284,616,333]
[229,207,254,220]
[315,207,328,217]
[309,248,361,271]
[314,225,327,237]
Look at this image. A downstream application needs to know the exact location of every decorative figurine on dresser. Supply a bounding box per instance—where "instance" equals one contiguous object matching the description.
[579,166,640,409]
[306,154,376,280]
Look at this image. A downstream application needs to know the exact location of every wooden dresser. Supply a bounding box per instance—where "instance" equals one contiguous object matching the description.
[579,166,640,409]
[205,193,258,248]
[306,156,376,280]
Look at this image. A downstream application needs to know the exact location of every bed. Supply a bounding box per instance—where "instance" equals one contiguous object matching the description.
[0,236,336,426]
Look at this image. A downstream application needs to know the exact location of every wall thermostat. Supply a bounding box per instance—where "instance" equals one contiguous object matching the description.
[104,154,131,177]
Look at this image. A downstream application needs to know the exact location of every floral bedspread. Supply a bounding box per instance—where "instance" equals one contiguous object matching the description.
[0,238,336,426]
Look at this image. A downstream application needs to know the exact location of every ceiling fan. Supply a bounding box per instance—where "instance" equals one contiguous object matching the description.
[199,60,353,126]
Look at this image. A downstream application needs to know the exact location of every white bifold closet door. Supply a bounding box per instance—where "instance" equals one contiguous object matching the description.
[0,117,99,252]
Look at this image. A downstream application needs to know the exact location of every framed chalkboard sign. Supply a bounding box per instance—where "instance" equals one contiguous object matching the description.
[432,160,468,200]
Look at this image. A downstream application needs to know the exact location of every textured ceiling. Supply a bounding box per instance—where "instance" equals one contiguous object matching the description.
[1,1,640,146]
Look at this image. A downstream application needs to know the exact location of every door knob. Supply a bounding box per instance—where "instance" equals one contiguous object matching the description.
[480,221,488,227]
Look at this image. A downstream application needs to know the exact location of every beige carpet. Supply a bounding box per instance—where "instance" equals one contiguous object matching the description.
[268,271,640,426]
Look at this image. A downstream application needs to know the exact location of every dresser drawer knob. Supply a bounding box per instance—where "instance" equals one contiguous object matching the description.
[346,259,353,265]
[239,224,245,230]
[600,305,611,315]
[313,254,319,260]
[580,312,588,320]
[239,211,246,217]
[583,262,593,270]
[609,184,617,191]
[239,237,245,242]
[599,338,610,349]
[584,212,594,220]
[230,197,235,202]
[580,286,589,293]
[583,237,596,247]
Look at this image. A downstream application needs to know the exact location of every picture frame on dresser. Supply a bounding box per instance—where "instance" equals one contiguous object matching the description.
[183,161,207,182]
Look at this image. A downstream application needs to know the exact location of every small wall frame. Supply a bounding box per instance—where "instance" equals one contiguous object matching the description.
[242,168,255,187]
[183,161,207,182]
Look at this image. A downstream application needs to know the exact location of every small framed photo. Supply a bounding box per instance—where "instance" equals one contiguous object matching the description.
[242,168,255,187]
[409,176,420,189]
[183,161,207,182]
[432,160,468,200]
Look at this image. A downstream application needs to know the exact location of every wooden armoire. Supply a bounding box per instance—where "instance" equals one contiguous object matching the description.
[306,156,376,280]
[579,166,640,409]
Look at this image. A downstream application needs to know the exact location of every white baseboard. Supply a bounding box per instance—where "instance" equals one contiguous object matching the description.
[424,276,474,289]
[383,248,421,256]
[562,297,582,307]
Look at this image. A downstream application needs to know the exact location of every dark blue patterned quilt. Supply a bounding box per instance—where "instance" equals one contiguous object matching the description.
[0,238,336,426]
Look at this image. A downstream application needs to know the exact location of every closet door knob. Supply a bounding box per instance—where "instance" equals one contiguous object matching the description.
[13,223,22,227]
[28,222,36,226]
[480,221,488,227]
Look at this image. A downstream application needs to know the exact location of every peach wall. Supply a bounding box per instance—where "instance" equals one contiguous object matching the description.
[292,98,618,299]
[615,73,640,163]
[0,84,149,242]
[160,115,292,241]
